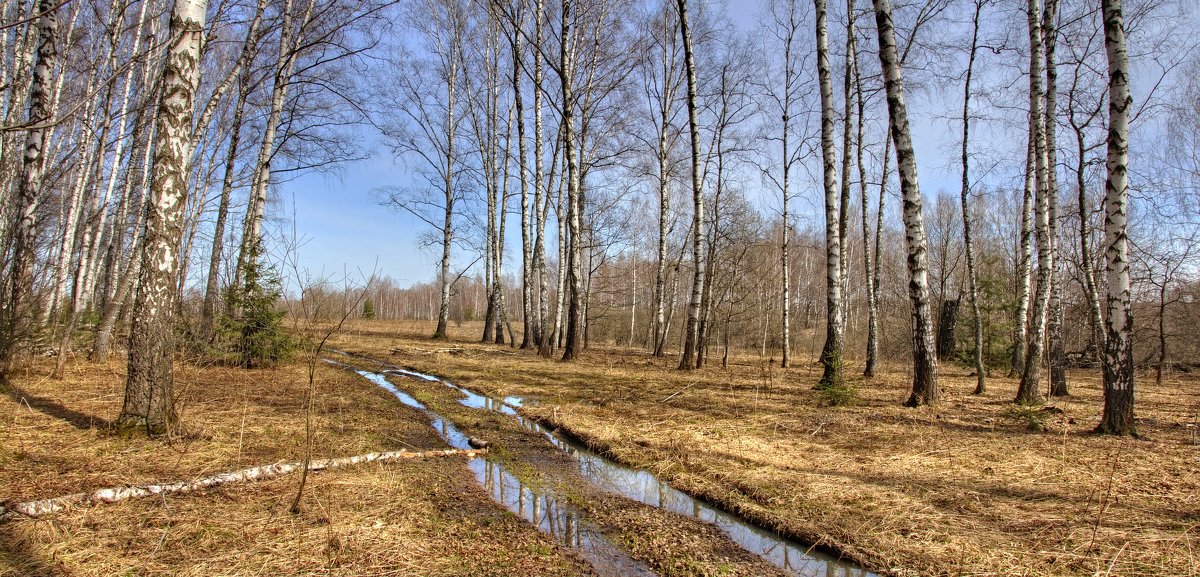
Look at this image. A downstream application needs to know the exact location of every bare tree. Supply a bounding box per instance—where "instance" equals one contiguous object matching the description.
[1096,0,1134,435]
[674,0,705,371]
[961,0,985,394]
[119,0,208,434]
[870,0,939,406]
[816,0,843,388]
[0,0,55,374]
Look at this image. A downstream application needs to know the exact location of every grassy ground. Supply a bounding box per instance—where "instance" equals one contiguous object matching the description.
[330,319,1200,577]
[0,355,591,576]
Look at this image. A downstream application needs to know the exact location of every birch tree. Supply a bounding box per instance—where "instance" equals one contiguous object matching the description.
[961,0,985,394]
[871,0,939,406]
[674,0,705,371]
[816,0,844,388]
[119,0,208,434]
[0,0,55,374]
[1016,0,1052,405]
[1096,0,1134,435]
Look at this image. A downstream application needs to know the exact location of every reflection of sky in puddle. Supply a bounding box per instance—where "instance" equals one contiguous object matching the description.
[428,371,878,577]
[352,368,653,577]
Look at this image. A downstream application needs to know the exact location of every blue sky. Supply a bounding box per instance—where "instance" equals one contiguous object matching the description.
[276,0,1044,289]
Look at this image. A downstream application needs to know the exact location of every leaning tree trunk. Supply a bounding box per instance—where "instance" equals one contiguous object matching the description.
[816,0,844,388]
[871,0,939,406]
[675,0,704,371]
[0,0,56,374]
[961,0,985,394]
[1097,0,1135,436]
[1017,0,1052,405]
[119,0,207,435]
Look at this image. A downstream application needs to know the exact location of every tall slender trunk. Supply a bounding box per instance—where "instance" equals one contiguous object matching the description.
[837,5,854,338]
[0,0,56,373]
[1097,0,1134,435]
[962,0,985,394]
[1017,0,1052,405]
[560,0,584,361]
[238,0,312,289]
[778,0,797,369]
[200,0,265,336]
[817,0,843,387]
[1043,0,1068,397]
[434,9,463,341]
[675,0,704,371]
[1072,112,1105,357]
[871,0,939,406]
[119,0,207,435]
[513,23,533,350]
[853,17,877,378]
[1010,136,1035,377]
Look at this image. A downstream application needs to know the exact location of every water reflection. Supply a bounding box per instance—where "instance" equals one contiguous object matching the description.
[351,368,654,577]
[425,371,878,577]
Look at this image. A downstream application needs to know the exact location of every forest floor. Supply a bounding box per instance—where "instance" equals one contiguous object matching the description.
[325,319,1200,577]
[0,354,596,576]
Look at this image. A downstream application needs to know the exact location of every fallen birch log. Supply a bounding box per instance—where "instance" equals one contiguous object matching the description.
[0,447,486,521]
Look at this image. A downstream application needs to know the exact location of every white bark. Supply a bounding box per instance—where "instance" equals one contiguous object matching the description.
[871,0,939,405]
[0,448,487,521]
[1098,0,1134,435]
[817,0,843,386]
[119,0,208,434]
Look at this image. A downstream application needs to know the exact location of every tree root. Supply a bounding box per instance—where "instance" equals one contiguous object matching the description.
[0,447,486,521]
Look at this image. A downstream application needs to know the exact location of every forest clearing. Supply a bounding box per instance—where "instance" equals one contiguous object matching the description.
[1,0,1198,573]
[2,320,1196,576]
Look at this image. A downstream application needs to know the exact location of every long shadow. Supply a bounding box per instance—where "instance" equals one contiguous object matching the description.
[1,377,109,430]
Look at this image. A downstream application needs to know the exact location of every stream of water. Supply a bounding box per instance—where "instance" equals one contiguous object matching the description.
[341,358,877,577]
[350,367,655,577]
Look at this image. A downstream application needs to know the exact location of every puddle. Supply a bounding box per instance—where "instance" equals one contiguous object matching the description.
[348,368,654,577]
[385,367,878,577]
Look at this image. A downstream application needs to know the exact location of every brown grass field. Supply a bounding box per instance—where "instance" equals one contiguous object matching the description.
[328,320,1200,577]
[1,318,1197,576]
[0,355,591,576]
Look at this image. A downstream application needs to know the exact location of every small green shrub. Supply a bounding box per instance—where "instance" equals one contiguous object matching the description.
[219,257,292,368]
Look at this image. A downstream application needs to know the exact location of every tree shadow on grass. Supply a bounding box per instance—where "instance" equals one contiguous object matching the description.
[1,377,109,430]
[0,525,61,577]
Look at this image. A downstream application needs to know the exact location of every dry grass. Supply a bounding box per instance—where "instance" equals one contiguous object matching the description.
[331,319,1200,577]
[0,354,589,576]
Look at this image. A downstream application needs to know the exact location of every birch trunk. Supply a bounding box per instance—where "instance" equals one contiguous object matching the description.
[962,0,985,394]
[1017,0,1052,405]
[200,0,267,336]
[1097,0,1134,435]
[1043,0,1068,397]
[871,0,939,406]
[559,0,583,361]
[238,0,313,288]
[0,0,55,373]
[1072,110,1105,358]
[852,17,878,378]
[513,23,533,350]
[1010,136,1035,377]
[652,51,676,358]
[674,0,704,371]
[817,0,844,387]
[119,0,208,435]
